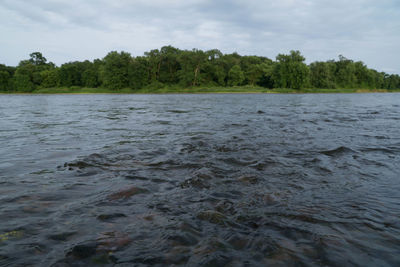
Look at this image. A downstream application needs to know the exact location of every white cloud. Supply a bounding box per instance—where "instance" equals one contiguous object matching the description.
[0,0,399,73]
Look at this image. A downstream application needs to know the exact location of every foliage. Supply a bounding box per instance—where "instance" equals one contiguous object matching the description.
[29,52,47,66]
[13,73,34,92]
[40,69,59,88]
[0,70,11,91]
[102,51,132,90]
[0,64,15,91]
[228,65,245,86]
[1,47,399,93]
[273,50,310,89]
[310,61,336,88]
[9,52,56,91]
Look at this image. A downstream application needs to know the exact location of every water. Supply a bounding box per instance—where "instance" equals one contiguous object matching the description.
[0,93,399,266]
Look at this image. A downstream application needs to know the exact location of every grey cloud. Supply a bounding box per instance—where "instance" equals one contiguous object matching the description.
[0,0,399,73]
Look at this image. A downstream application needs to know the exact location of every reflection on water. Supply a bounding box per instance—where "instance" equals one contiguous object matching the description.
[0,94,400,266]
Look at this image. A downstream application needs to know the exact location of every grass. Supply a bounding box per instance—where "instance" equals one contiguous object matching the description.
[271,88,396,94]
[33,87,137,94]
[1,86,399,94]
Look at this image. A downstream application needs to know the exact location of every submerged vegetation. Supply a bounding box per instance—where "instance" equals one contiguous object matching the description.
[1,47,400,93]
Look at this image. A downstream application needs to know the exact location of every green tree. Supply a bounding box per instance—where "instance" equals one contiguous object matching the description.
[177,49,208,87]
[214,65,227,86]
[144,48,163,83]
[200,49,225,86]
[309,61,336,88]
[11,52,56,91]
[240,56,263,85]
[0,71,11,91]
[129,56,149,89]
[207,52,241,86]
[353,61,373,88]
[273,50,309,89]
[0,64,15,91]
[102,51,132,90]
[29,52,47,66]
[2,47,399,92]
[335,55,356,88]
[13,61,36,91]
[80,60,101,88]
[228,65,245,86]
[158,46,181,84]
[245,61,273,87]
[13,74,34,92]
[370,70,385,89]
[385,74,400,90]
[59,62,83,87]
[257,62,275,88]
[246,64,263,86]
[40,69,59,88]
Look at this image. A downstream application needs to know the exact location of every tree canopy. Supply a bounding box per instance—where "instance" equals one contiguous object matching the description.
[1,46,399,92]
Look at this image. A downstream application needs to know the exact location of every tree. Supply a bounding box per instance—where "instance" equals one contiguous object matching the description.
[129,56,149,89]
[214,65,227,86]
[353,61,375,88]
[59,62,84,87]
[0,71,11,91]
[0,64,15,91]
[40,69,59,88]
[335,55,356,88]
[10,52,56,91]
[385,74,400,90]
[245,62,273,87]
[369,70,384,89]
[1,47,399,92]
[273,50,309,89]
[80,60,101,88]
[29,52,47,66]
[199,49,225,86]
[240,56,263,85]
[309,61,336,88]
[256,62,274,88]
[13,74,34,92]
[13,60,36,91]
[228,65,245,86]
[177,49,208,87]
[102,51,132,90]
[158,46,181,84]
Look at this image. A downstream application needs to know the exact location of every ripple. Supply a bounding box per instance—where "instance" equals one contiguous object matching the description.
[1,94,400,266]
[320,146,356,157]
[166,109,190,114]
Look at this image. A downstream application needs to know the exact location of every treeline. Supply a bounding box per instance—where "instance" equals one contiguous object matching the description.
[1,46,400,92]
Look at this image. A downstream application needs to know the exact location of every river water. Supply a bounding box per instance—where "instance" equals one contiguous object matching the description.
[0,93,399,266]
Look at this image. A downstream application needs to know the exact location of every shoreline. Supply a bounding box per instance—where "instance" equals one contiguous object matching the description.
[1,87,399,95]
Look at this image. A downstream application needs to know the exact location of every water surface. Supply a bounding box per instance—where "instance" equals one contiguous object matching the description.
[0,94,399,266]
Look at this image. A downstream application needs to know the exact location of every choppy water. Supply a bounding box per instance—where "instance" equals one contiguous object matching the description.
[0,93,399,266]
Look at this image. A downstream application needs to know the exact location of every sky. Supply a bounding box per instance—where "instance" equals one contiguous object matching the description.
[1,0,399,73]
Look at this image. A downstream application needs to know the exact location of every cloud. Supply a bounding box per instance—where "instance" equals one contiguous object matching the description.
[0,0,399,73]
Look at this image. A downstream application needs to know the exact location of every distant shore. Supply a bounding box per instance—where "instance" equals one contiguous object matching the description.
[1,86,399,95]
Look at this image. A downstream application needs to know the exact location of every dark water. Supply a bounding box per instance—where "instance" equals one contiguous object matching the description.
[0,93,399,266]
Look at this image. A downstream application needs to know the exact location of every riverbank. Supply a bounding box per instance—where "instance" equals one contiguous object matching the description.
[1,86,399,94]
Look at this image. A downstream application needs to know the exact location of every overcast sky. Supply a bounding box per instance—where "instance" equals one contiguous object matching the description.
[1,0,399,73]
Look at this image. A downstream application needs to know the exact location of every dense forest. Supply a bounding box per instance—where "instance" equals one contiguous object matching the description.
[1,46,399,92]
